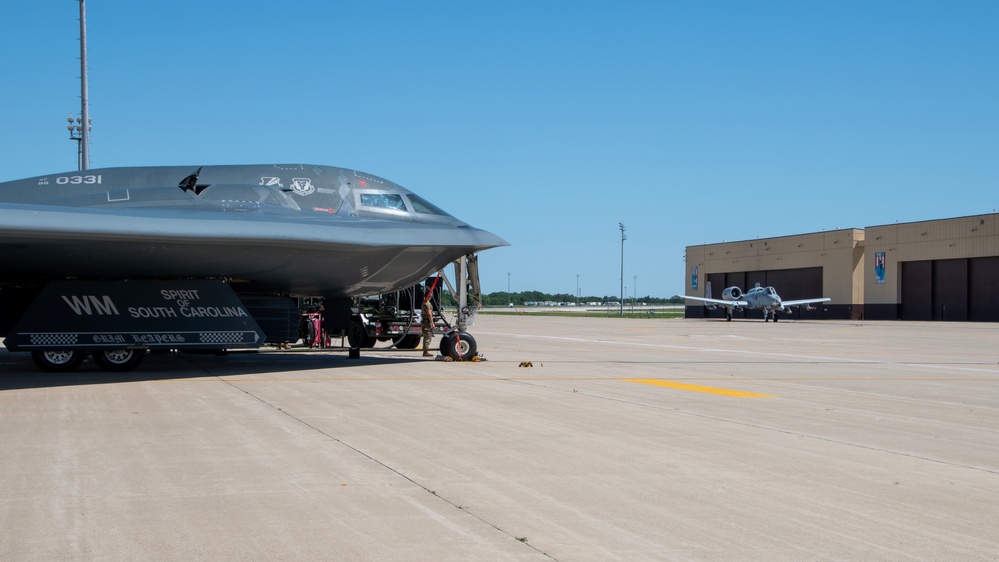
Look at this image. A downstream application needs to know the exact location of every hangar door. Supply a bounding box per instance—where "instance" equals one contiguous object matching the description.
[900,257,999,321]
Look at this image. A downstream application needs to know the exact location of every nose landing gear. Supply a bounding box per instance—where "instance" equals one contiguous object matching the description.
[439,331,477,361]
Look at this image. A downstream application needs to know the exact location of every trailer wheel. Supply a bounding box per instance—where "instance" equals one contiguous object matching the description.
[445,332,477,361]
[92,349,146,372]
[347,320,375,348]
[32,350,86,372]
[394,334,421,349]
[299,318,316,347]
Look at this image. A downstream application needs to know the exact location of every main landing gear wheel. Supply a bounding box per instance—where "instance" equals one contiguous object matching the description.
[31,350,86,372]
[92,349,146,372]
[725,312,733,322]
[442,331,477,361]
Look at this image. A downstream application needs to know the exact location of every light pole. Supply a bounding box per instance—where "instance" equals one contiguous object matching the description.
[619,223,626,316]
[67,114,90,171]
[77,0,91,170]
[507,272,511,307]
[576,274,579,306]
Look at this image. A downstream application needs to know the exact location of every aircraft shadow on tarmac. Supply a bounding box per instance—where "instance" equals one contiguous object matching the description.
[0,348,424,391]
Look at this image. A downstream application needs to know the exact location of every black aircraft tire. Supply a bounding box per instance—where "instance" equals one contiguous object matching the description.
[439,332,453,355]
[32,350,86,372]
[92,349,146,372]
[445,332,477,361]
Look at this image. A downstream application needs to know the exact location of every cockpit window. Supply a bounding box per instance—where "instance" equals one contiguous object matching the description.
[359,193,406,211]
[407,193,450,216]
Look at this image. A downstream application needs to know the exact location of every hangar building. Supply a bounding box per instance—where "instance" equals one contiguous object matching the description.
[684,213,999,322]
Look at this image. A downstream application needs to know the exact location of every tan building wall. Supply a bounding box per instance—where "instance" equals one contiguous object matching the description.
[864,214,999,304]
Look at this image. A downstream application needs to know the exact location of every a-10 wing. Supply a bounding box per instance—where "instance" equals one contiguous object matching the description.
[781,297,832,308]
[682,295,749,308]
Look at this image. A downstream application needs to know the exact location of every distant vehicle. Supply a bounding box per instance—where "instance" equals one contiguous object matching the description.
[683,282,830,322]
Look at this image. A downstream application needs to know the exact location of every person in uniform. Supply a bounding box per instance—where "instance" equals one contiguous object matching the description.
[421,299,434,357]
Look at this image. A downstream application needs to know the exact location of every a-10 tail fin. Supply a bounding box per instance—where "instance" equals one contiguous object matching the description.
[703,281,717,310]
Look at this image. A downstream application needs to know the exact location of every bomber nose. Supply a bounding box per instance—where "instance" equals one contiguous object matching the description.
[468,228,510,251]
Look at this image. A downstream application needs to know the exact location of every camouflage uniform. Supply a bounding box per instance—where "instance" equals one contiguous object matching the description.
[421,300,434,356]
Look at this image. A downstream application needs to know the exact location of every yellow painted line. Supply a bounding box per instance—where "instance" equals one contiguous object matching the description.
[624,378,776,398]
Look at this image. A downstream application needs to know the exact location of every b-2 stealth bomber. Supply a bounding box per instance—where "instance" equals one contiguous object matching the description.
[0,164,507,371]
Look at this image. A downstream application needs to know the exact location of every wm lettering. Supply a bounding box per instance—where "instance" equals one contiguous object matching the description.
[61,295,120,316]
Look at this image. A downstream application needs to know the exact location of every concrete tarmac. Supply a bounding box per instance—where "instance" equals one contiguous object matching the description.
[2,316,998,561]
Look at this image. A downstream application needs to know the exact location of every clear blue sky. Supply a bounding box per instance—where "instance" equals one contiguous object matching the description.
[2,1,997,298]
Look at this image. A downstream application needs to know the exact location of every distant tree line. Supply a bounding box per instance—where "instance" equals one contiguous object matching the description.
[479,291,683,307]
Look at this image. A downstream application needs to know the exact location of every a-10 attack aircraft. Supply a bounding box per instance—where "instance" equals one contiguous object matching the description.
[0,164,507,371]
[683,283,831,322]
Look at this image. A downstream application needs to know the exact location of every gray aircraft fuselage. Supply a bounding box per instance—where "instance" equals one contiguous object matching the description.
[0,164,507,297]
